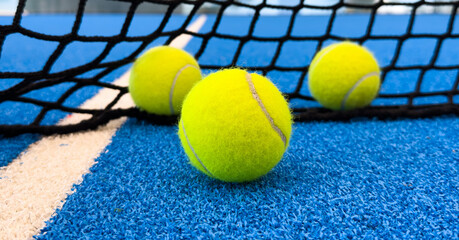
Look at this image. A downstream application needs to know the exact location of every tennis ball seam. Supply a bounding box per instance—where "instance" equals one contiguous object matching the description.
[246,73,287,147]
[169,64,199,114]
[341,71,379,110]
[180,120,214,177]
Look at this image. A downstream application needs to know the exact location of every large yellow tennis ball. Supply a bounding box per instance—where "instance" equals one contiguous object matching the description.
[129,46,202,115]
[308,42,381,110]
[178,69,292,183]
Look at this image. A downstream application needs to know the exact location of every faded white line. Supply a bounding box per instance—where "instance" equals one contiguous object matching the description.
[0,15,207,240]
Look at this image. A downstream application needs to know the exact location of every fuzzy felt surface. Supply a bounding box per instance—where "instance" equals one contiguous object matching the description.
[178,69,292,182]
[309,42,381,110]
[129,46,202,115]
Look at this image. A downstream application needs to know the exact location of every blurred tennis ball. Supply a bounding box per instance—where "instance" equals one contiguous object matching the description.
[178,68,292,183]
[308,41,381,110]
[129,46,202,115]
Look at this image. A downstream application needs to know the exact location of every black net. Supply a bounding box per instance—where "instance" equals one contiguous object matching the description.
[0,0,458,136]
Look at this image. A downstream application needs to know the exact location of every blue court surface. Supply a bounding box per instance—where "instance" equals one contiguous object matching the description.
[1,14,458,239]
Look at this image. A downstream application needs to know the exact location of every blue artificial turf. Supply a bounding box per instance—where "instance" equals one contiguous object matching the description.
[37,116,459,239]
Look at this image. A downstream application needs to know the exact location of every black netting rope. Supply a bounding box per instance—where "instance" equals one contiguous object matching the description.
[0,0,458,136]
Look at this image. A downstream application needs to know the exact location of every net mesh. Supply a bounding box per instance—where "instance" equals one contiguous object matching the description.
[0,0,458,136]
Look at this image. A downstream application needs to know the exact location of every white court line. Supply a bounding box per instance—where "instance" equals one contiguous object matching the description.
[0,15,206,239]
[0,10,29,16]
[0,11,15,16]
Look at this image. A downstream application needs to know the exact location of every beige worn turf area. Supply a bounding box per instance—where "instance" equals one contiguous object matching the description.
[0,15,206,239]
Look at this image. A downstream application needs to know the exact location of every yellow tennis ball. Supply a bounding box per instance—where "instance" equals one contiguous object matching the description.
[129,46,202,115]
[178,69,292,183]
[308,41,381,110]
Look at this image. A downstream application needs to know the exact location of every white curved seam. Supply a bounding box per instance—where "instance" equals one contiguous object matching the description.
[169,64,199,114]
[341,72,379,110]
[181,120,213,176]
[246,73,287,147]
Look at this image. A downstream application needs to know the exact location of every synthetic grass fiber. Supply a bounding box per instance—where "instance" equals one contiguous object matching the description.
[37,116,458,239]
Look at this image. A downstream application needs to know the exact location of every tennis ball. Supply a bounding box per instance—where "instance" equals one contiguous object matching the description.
[178,69,292,183]
[129,46,202,115]
[308,41,381,110]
